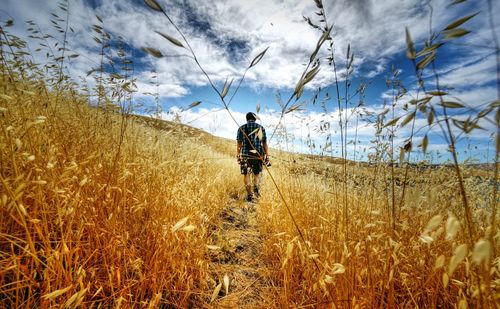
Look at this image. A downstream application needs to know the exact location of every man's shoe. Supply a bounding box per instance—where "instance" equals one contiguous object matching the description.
[253,186,260,198]
[246,194,253,202]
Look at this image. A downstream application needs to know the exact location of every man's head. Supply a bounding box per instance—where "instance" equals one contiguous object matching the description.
[246,112,257,121]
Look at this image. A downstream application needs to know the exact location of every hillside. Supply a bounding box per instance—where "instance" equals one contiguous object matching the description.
[1,80,498,307]
[1,0,499,305]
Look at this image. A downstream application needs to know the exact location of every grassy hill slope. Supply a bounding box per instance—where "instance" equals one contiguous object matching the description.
[0,81,498,307]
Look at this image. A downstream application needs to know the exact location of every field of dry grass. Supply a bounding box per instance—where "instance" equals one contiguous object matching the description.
[1,79,498,307]
[257,156,498,307]
[0,81,244,307]
[1,0,499,307]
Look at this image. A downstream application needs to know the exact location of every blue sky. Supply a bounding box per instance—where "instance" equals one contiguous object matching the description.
[2,0,499,162]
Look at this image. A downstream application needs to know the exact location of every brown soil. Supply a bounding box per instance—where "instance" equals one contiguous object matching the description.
[201,199,274,308]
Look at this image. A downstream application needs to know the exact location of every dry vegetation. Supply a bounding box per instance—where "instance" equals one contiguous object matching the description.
[1,0,499,308]
[1,81,498,307]
[258,154,498,307]
[0,80,245,307]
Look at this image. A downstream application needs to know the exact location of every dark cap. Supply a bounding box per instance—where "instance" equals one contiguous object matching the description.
[246,112,257,121]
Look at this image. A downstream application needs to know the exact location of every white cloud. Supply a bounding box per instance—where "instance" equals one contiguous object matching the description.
[435,54,497,89]
[2,0,496,162]
[450,86,497,107]
[3,0,495,91]
[161,107,241,139]
[135,80,189,99]
[134,71,190,98]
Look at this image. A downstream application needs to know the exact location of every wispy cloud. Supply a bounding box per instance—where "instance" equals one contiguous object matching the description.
[438,54,497,89]
[3,0,496,90]
[2,0,497,162]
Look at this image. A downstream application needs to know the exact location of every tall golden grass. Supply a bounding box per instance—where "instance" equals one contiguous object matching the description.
[258,157,498,307]
[1,0,499,307]
[1,83,497,306]
[0,78,242,307]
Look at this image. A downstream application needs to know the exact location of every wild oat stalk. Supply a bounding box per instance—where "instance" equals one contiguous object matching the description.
[402,1,499,306]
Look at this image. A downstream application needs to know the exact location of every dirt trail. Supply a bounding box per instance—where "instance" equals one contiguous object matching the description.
[203,199,273,308]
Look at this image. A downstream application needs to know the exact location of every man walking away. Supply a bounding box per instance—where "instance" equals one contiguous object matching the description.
[236,112,269,202]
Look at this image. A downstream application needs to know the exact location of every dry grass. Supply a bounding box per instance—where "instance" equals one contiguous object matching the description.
[0,72,498,308]
[256,156,499,307]
[0,79,241,307]
[1,1,499,307]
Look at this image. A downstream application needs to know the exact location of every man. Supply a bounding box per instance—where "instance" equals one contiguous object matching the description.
[236,112,269,202]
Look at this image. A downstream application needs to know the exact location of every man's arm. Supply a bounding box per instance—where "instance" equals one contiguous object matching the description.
[262,127,269,157]
[237,141,242,159]
[262,126,268,157]
[262,141,270,165]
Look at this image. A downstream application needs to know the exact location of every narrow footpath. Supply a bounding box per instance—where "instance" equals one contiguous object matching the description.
[203,198,274,308]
